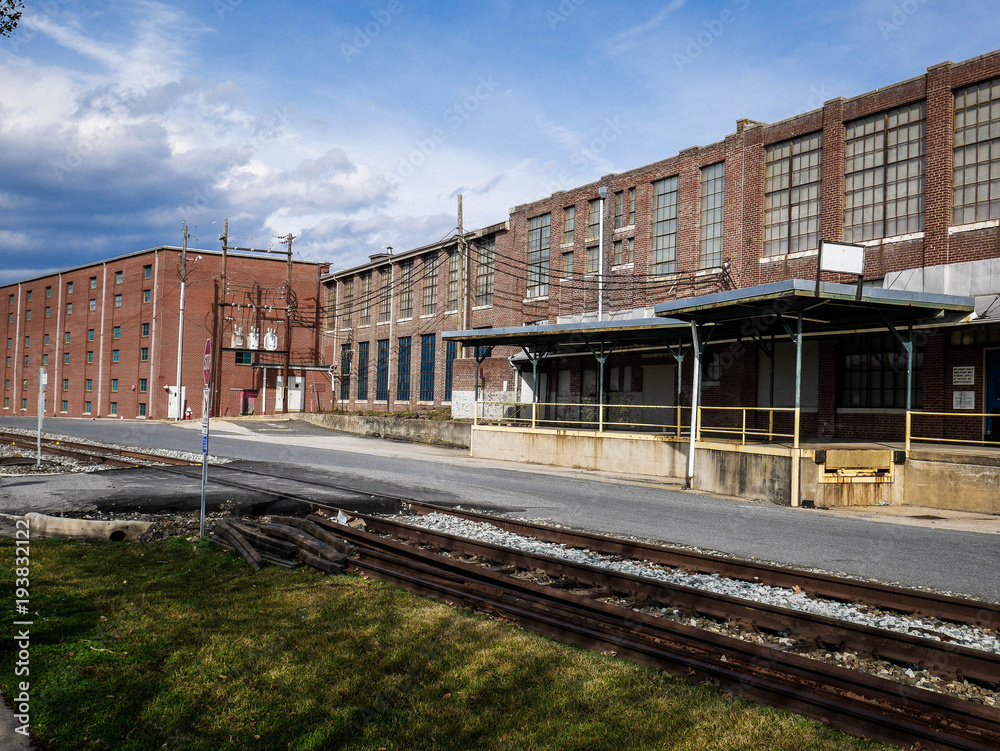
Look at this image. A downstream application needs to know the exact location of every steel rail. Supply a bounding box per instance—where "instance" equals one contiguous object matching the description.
[319,516,1000,751]
[149,460,1000,632]
[403,500,1000,628]
[0,430,197,467]
[348,510,1000,684]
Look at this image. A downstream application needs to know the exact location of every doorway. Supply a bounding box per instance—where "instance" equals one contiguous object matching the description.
[987,350,1000,442]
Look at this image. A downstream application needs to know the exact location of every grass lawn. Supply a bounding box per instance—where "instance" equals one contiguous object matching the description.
[0,538,894,751]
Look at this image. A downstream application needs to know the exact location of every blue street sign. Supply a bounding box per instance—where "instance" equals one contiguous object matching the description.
[202,436,208,453]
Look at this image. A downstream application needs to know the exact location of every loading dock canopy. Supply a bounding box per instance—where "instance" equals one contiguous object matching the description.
[442,317,688,357]
[652,279,976,337]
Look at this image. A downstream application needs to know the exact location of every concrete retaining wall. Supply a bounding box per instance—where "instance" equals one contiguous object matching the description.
[904,451,1000,513]
[298,413,472,448]
[471,426,688,477]
[693,445,793,504]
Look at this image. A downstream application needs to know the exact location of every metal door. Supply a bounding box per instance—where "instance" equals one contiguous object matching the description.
[987,350,1000,442]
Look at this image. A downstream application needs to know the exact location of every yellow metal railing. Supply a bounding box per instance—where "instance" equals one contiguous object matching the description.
[695,406,800,447]
[905,411,1000,453]
[473,400,690,435]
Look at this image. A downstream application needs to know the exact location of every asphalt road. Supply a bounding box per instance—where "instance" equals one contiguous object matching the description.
[2,416,998,602]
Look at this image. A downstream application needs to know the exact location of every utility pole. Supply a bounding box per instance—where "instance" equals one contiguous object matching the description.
[281,232,295,414]
[174,222,189,420]
[458,194,467,334]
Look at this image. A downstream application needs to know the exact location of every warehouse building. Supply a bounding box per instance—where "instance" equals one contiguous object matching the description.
[2,247,329,420]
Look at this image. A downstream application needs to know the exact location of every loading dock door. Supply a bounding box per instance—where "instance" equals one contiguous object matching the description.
[988,350,1000,442]
[641,364,675,427]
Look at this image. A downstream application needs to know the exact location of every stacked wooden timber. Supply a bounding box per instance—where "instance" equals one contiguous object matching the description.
[210,516,357,574]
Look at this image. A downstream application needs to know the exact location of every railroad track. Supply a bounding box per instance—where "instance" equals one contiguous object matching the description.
[309,510,1000,751]
[20,445,1000,745]
[0,429,198,468]
[155,462,1000,629]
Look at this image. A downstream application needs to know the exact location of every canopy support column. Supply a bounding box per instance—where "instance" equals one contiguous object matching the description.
[585,339,619,432]
[686,322,703,489]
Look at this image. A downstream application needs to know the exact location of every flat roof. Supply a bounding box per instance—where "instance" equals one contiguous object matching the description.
[442,280,977,358]
[652,279,976,336]
[442,317,688,358]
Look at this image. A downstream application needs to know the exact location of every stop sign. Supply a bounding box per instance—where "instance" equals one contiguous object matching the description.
[203,339,212,385]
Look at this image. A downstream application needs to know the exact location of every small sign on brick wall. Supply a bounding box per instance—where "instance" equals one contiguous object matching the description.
[953,366,975,385]
[953,390,976,410]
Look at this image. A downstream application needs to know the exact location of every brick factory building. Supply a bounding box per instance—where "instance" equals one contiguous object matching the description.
[327,49,1000,445]
[3,247,329,421]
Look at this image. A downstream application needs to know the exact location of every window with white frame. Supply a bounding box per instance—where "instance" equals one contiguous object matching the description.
[953,77,1000,225]
[699,162,725,268]
[765,132,823,256]
[844,102,925,242]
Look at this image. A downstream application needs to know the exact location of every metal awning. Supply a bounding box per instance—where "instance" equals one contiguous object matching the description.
[442,317,688,356]
[652,279,976,336]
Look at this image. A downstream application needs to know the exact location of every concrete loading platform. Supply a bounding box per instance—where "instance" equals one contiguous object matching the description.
[470,425,1000,513]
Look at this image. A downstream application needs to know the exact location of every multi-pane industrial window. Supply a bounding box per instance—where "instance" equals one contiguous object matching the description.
[89,299,95,311]
[111,378,118,392]
[67,282,73,294]
[422,253,438,315]
[844,102,925,242]
[142,322,150,336]
[110,402,117,415]
[562,251,574,277]
[139,379,147,392]
[399,260,414,319]
[63,352,69,365]
[475,235,495,307]
[64,331,70,344]
[340,343,351,401]
[61,400,67,412]
[586,244,598,274]
[396,336,411,401]
[527,213,551,298]
[613,238,633,265]
[613,191,624,229]
[67,302,75,315]
[953,77,1000,225]
[764,132,823,257]
[419,334,435,402]
[378,268,392,322]
[340,278,353,327]
[143,264,152,279]
[651,176,679,275]
[90,276,96,289]
[627,187,635,225]
[587,199,600,241]
[142,290,150,303]
[375,339,389,400]
[113,326,120,338]
[235,351,252,365]
[359,274,372,325]
[140,347,149,362]
[86,379,92,391]
[138,403,146,417]
[447,251,460,311]
[115,294,122,307]
[838,333,922,409]
[112,350,119,362]
[62,378,68,391]
[84,401,91,413]
[444,340,457,401]
[699,162,725,268]
[87,351,93,364]
[356,341,369,401]
[89,329,95,341]
[562,205,575,244]
[115,271,123,284]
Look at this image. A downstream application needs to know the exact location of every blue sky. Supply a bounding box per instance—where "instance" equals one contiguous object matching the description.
[0,0,997,283]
